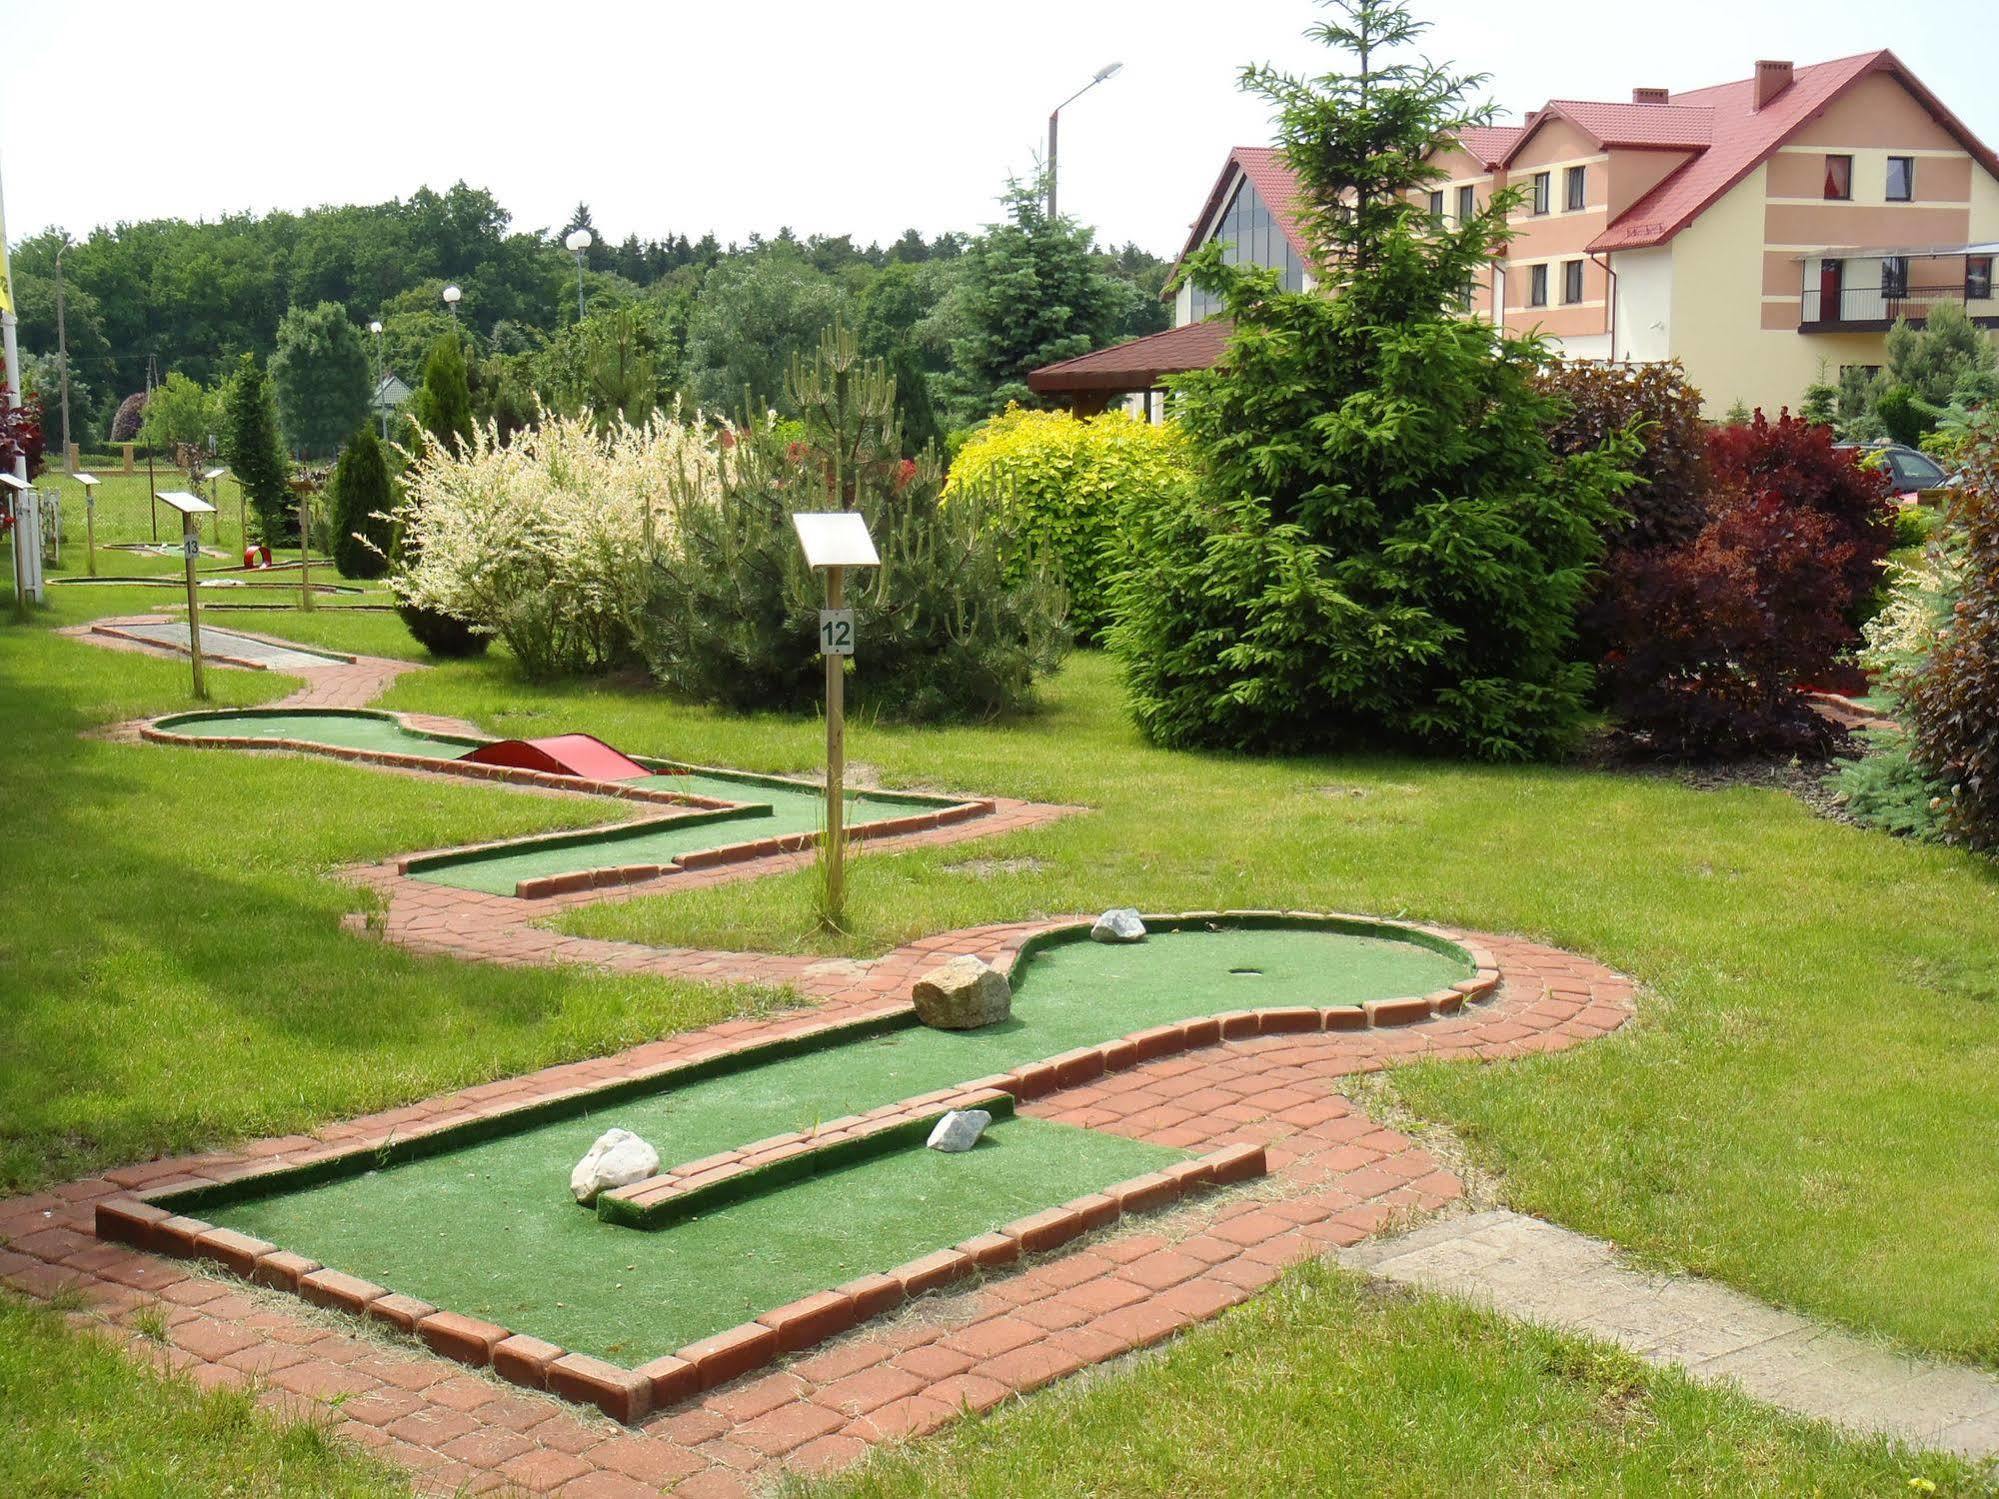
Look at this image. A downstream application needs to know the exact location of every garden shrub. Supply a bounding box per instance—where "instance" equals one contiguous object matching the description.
[1904,419,1999,848]
[219,354,293,543]
[1538,359,1708,554]
[0,388,45,480]
[109,391,147,443]
[1833,728,1947,840]
[1109,2,1632,761]
[391,411,712,678]
[1707,409,1896,619]
[944,405,1192,637]
[642,328,1067,723]
[329,427,393,580]
[395,601,489,658]
[1595,492,1856,758]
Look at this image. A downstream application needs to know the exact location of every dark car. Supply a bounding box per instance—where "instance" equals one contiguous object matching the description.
[1835,441,1952,501]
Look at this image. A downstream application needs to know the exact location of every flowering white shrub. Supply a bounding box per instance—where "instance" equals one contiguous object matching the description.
[392,412,723,677]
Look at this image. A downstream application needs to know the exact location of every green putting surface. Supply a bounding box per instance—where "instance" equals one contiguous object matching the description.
[198,922,1467,1361]
[213,1115,1173,1361]
[151,709,937,894]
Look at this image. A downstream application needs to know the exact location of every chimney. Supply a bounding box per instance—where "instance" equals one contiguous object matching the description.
[1753,60,1794,110]
[1632,87,1670,104]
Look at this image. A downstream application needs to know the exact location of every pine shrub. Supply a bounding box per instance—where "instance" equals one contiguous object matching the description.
[329,428,393,579]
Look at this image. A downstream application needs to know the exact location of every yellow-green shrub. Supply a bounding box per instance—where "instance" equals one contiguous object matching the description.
[945,405,1193,637]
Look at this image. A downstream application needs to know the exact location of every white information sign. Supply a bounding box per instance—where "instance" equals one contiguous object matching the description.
[819,608,856,657]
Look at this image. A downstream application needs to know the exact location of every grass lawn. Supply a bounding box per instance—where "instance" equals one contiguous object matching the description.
[799,1262,1970,1497]
[6,580,1997,1492]
[0,1298,406,1498]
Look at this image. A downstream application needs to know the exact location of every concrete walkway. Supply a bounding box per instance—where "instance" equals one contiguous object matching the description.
[96,620,350,673]
[1342,1209,1999,1459]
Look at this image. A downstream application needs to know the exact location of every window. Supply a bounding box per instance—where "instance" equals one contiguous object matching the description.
[1532,173,1551,215]
[1427,190,1445,223]
[1189,177,1307,319]
[1528,263,1549,306]
[1564,166,1586,212]
[1886,156,1915,202]
[1888,449,1946,490]
[1823,154,1852,200]
[1562,260,1585,304]
[1881,255,1910,299]
[1456,184,1476,223]
[1970,256,1994,300]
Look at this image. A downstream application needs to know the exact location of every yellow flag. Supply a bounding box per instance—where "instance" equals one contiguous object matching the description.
[0,172,13,316]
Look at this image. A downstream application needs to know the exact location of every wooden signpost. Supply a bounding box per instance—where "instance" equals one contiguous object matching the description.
[75,473,100,577]
[791,512,879,925]
[159,490,216,701]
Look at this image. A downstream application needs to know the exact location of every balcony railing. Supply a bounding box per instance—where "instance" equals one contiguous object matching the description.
[1801,283,1997,331]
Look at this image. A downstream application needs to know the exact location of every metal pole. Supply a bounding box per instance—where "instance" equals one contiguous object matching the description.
[824,563,846,924]
[182,511,207,700]
[575,252,587,322]
[56,244,72,472]
[1046,111,1059,219]
[85,485,96,577]
[297,483,313,611]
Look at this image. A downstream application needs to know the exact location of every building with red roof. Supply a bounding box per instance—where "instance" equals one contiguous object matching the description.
[1030,50,1999,417]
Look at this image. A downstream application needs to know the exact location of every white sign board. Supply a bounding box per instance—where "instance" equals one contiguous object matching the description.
[158,490,216,516]
[791,511,879,570]
[819,608,856,656]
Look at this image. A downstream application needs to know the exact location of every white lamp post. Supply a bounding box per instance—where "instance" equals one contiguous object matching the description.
[442,284,461,324]
[368,320,386,438]
[564,229,592,322]
[1048,62,1123,220]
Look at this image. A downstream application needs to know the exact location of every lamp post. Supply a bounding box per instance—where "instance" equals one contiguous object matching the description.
[368,320,385,439]
[565,229,592,322]
[442,284,461,325]
[55,239,73,472]
[1047,62,1123,220]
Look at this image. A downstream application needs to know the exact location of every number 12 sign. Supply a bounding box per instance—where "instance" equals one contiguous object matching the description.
[819,609,856,657]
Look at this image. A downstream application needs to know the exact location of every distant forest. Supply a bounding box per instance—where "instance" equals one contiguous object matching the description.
[4,181,1173,445]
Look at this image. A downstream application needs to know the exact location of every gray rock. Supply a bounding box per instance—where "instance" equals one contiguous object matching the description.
[926,1108,992,1153]
[570,1127,660,1205]
[1091,908,1147,943]
[912,954,1012,1030]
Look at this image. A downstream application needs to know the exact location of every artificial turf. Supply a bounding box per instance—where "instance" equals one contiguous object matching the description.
[154,707,940,895]
[210,1113,1174,1361]
[200,924,1458,1359]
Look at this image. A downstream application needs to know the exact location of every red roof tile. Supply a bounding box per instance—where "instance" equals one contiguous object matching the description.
[1025,320,1232,393]
[1454,125,1526,166]
[1591,50,1999,252]
[1532,100,1714,150]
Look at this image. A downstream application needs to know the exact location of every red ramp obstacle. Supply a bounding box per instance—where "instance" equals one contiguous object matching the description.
[458,733,652,782]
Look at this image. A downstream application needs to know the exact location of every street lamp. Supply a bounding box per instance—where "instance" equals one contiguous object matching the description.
[442,284,461,323]
[1047,62,1123,221]
[368,321,385,439]
[564,229,592,322]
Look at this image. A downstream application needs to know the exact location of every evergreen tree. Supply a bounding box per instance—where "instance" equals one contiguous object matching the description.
[409,332,475,452]
[269,301,374,457]
[947,177,1123,421]
[329,426,393,579]
[220,353,292,542]
[1108,0,1632,761]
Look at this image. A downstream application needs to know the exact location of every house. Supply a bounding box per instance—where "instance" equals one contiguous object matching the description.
[1029,51,1999,417]
[372,372,414,418]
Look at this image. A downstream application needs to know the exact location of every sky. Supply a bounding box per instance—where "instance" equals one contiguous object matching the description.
[3,0,1996,259]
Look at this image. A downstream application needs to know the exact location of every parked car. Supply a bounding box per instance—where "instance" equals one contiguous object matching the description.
[1835,440,1953,503]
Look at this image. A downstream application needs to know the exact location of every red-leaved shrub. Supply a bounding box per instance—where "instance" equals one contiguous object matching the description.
[1707,408,1896,615]
[1598,491,1856,757]
[0,388,45,481]
[1540,359,1710,554]
[110,391,148,443]
[1904,422,1999,847]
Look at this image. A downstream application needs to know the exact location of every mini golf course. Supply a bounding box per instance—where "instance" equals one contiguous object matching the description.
[145,707,978,897]
[135,918,1473,1394]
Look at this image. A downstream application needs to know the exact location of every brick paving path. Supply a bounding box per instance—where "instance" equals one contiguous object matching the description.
[1344,1210,1999,1460]
[22,623,1646,1495]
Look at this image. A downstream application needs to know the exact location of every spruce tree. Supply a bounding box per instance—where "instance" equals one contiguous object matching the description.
[329,426,393,579]
[1108,0,1633,761]
[269,301,373,457]
[947,177,1122,420]
[409,332,475,452]
[220,353,292,542]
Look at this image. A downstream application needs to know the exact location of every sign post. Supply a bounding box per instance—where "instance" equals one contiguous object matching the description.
[75,473,99,576]
[160,491,216,701]
[201,466,227,547]
[791,512,878,928]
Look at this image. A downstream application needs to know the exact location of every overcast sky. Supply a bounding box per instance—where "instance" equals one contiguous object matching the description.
[4,0,1994,259]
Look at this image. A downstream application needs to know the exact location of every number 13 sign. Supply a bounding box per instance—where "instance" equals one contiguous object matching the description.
[819,609,856,656]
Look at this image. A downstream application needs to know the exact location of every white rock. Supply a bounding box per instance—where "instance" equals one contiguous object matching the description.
[926,1109,992,1153]
[570,1127,660,1205]
[1091,908,1147,943]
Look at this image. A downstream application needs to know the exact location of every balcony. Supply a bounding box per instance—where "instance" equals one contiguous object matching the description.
[1800,282,1999,333]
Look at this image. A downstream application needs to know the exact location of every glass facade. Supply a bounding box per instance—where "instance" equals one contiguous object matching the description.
[1189,176,1307,319]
